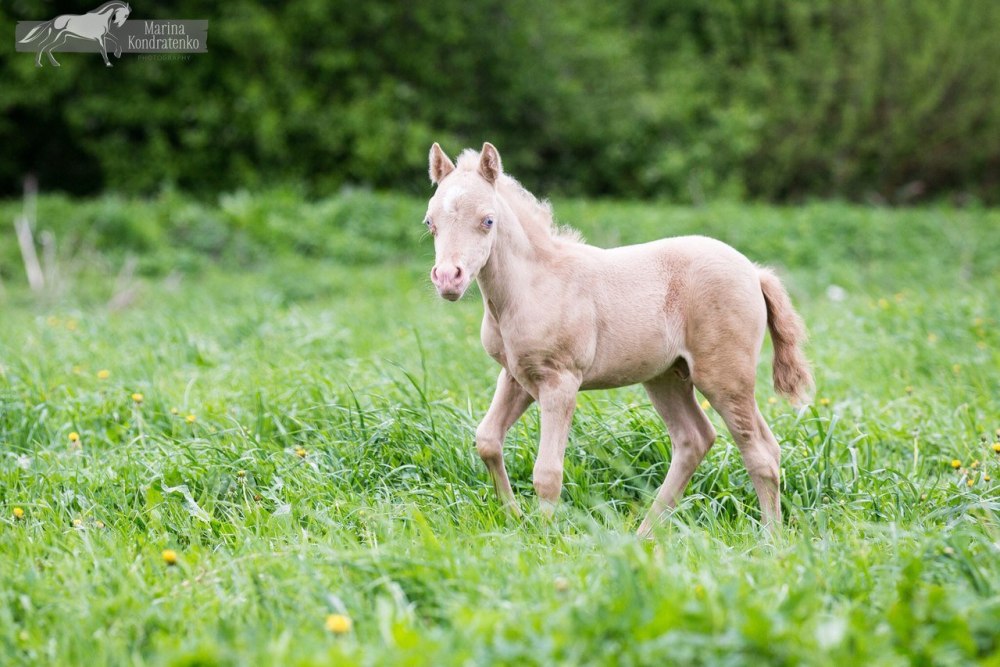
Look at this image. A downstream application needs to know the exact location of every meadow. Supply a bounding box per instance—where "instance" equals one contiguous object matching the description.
[1,193,998,665]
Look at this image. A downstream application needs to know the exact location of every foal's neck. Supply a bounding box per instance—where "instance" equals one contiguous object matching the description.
[477,191,558,318]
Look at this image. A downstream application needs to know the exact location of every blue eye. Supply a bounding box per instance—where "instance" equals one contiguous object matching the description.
[424,218,432,227]
[483,216,494,228]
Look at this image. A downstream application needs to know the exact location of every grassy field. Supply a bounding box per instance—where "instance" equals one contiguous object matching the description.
[1,194,999,665]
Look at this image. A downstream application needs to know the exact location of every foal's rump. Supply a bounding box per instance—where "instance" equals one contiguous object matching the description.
[650,236,811,402]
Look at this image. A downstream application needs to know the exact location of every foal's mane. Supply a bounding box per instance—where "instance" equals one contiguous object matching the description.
[455,150,583,244]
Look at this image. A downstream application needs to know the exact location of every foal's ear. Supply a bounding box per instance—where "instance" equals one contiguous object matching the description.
[478,142,503,185]
[428,143,456,185]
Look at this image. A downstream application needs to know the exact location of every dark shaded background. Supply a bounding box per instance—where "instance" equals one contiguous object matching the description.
[2,0,999,203]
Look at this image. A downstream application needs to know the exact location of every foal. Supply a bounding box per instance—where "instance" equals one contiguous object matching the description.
[423,142,812,536]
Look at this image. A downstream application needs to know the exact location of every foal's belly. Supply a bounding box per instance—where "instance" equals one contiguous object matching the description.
[579,321,683,390]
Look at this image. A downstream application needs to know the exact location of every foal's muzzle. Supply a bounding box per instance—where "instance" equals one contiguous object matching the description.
[431,263,467,301]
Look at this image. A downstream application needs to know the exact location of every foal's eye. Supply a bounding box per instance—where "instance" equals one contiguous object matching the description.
[482,216,494,228]
[423,218,432,228]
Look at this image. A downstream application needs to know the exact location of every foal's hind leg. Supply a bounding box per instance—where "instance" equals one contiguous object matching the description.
[698,375,782,530]
[637,371,717,538]
[476,369,534,516]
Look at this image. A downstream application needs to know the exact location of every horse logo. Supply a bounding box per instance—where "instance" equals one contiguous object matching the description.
[19,1,131,68]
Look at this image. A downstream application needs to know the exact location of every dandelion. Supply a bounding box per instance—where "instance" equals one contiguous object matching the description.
[967,479,975,487]
[554,576,570,592]
[95,520,105,529]
[950,459,961,469]
[69,432,80,443]
[971,460,980,469]
[700,400,710,410]
[97,369,111,380]
[131,393,144,404]
[161,549,178,566]
[72,518,83,528]
[12,507,25,520]
[819,397,831,406]
[993,443,1000,454]
[767,397,778,405]
[985,474,992,482]
[325,614,352,634]
[185,414,196,424]
[295,447,307,458]
[170,407,179,415]
[237,470,246,478]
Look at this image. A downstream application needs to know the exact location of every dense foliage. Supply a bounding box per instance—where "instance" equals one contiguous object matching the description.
[2,0,999,202]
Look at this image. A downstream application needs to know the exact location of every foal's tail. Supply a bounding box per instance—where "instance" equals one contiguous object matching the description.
[758,267,813,404]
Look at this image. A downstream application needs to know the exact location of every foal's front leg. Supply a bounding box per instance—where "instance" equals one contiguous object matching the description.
[533,372,580,515]
[476,369,534,516]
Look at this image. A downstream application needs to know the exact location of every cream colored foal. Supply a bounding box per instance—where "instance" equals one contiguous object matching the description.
[423,142,812,536]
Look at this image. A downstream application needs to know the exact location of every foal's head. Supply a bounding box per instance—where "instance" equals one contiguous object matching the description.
[424,142,503,301]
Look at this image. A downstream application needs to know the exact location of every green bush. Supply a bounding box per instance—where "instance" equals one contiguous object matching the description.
[1,0,998,202]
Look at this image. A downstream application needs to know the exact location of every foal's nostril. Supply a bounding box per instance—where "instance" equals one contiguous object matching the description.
[431,266,439,281]
[454,266,463,280]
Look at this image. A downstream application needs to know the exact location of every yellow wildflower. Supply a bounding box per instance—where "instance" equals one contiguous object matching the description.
[72,518,83,528]
[131,393,144,404]
[95,520,105,529]
[295,447,307,458]
[700,400,710,410]
[170,407,179,415]
[97,369,111,380]
[12,507,25,520]
[819,397,831,406]
[967,479,974,487]
[325,614,352,634]
[554,576,570,592]
[161,549,178,566]
[950,459,961,469]
[69,432,80,443]
[185,414,196,424]
[992,443,1000,454]
[927,333,938,343]
[768,396,778,405]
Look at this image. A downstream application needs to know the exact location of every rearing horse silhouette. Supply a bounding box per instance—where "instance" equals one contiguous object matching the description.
[19,1,131,68]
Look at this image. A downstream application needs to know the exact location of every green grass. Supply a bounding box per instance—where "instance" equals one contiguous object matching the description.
[1,194,999,665]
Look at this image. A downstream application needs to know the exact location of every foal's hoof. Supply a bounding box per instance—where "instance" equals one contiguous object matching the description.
[503,499,524,519]
[538,499,558,519]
